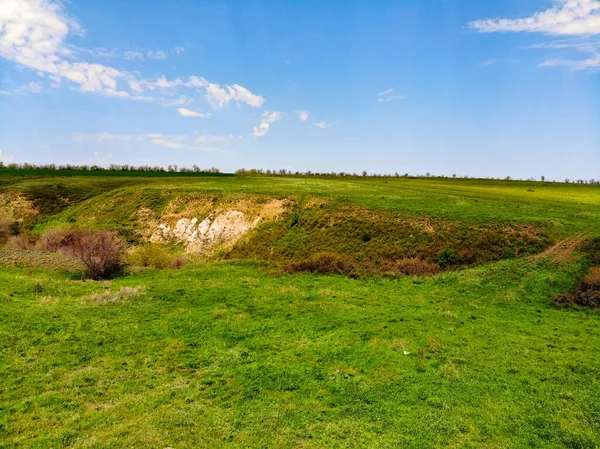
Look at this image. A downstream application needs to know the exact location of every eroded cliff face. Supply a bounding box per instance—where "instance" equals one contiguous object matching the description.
[149,198,290,254]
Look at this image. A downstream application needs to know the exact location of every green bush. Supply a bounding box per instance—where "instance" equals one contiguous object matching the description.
[127,244,174,269]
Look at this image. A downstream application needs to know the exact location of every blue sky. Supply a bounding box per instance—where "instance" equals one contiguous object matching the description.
[0,0,598,179]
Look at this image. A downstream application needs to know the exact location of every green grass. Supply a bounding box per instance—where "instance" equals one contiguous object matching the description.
[1,174,599,447]
[0,258,598,448]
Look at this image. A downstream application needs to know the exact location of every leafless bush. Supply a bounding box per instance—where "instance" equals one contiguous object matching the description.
[286,252,357,276]
[36,228,74,252]
[64,230,124,279]
[381,258,441,276]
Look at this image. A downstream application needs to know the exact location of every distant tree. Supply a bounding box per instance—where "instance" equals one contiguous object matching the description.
[541,175,545,182]
[362,171,367,177]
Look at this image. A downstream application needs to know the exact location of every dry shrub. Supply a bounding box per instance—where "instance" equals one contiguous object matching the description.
[36,228,74,252]
[555,266,600,308]
[381,258,441,276]
[582,266,600,289]
[286,252,357,277]
[7,234,36,250]
[0,217,12,244]
[170,255,188,269]
[65,230,124,280]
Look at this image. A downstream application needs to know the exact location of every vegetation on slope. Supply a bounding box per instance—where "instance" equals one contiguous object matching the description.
[0,173,599,447]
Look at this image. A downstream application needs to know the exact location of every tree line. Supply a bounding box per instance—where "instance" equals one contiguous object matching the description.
[0,162,597,184]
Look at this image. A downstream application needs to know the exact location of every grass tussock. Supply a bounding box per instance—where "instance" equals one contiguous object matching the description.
[89,286,145,304]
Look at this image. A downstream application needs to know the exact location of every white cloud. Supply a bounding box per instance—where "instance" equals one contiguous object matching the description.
[470,1,600,71]
[253,110,282,137]
[481,59,495,67]
[186,76,208,88]
[294,110,309,121]
[378,88,394,97]
[205,82,265,109]
[174,46,185,54]
[469,0,600,35]
[177,107,211,118]
[314,121,329,128]
[0,0,265,108]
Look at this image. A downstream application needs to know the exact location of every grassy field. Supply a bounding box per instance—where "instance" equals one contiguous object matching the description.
[1,174,599,448]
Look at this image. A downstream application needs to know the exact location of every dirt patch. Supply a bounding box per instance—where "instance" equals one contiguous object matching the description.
[532,231,593,263]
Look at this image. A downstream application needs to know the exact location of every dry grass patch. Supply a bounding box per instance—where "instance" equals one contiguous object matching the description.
[381,258,441,276]
[285,252,357,277]
[89,286,145,304]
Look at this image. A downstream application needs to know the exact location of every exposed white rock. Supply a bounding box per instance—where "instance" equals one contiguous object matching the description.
[151,210,254,254]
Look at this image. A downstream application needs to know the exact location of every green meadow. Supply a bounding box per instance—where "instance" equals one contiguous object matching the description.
[1,173,599,448]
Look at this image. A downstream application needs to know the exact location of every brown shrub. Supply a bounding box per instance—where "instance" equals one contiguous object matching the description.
[286,252,357,277]
[36,228,74,252]
[170,255,188,269]
[64,230,124,279]
[582,266,600,289]
[6,234,36,250]
[381,258,441,276]
[555,266,600,308]
[0,218,12,244]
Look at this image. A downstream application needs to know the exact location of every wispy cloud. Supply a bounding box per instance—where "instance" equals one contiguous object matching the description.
[73,132,231,152]
[0,81,43,96]
[177,107,211,118]
[469,1,600,71]
[77,47,183,61]
[525,38,600,70]
[539,53,600,69]
[377,88,406,103]
[314,121,329,128]
[254,111,282,137]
